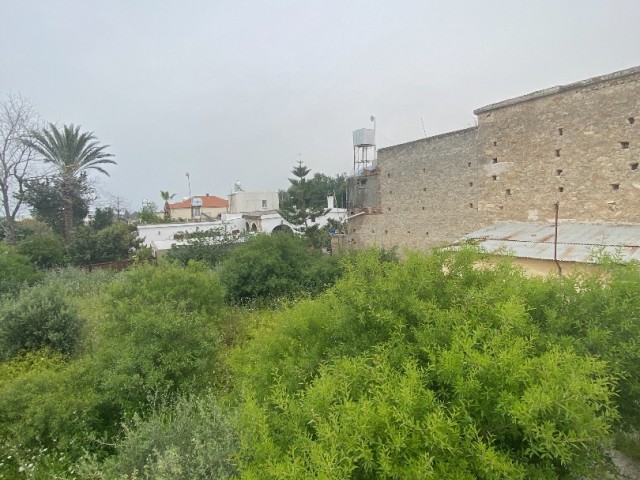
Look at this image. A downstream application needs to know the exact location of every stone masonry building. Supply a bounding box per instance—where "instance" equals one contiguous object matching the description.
[345,66,640,252]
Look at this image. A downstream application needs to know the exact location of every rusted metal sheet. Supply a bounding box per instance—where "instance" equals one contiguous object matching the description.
[461,222,640,263]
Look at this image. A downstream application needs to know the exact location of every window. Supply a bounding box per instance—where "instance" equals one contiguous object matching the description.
[630,162,639,171]
[558,128,563,135]
[491,175,497,181]
[506,189,512,195]
[555,149,561,157]
[556,169,563,176]
[558,187,564,193]
[261,200,267,208]
[193,206,201,217]
[628,117,635,125]
[621,142,630,149]
[611,183,620,191]
[492,158,498,164]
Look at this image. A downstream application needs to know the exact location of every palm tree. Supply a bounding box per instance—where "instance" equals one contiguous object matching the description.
[24,123,115,241]
[160,190,175,221]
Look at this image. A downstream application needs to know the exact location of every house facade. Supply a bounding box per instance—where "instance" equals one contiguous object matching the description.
[168,195,229,221]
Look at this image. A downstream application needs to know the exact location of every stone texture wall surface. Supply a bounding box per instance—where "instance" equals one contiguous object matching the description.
[347,67,640,252]
[476,71,640,224]
[347,127,484,250]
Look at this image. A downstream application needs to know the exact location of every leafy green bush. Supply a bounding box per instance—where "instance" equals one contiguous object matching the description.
[40,265,120,298]
[0,283,82,360]
[106,261,225,315]
[87,392,237,480]
[166,227,245,268]
[0,243,42,295]
[231,248,620,478]
[0,352,103,479]
[520,260,640,431]
[67,223,143,265]
[218,233,341,303]
[16,230,67,269]
[94,262,225,417]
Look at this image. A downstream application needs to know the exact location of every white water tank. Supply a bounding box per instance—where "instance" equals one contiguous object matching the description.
[353,128,375,147]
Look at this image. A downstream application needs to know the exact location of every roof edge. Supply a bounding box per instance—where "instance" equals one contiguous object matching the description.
[378,126,477,154]
[474,65,640,115]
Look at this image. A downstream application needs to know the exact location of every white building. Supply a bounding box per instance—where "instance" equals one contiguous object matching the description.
[137,217,245,254]
[137,193,347,255]
[228,191,280,214]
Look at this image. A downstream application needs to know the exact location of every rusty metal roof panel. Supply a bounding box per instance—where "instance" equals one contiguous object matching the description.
[461,222,640,263]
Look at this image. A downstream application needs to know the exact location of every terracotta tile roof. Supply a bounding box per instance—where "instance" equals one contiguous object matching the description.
[169,195,228,209]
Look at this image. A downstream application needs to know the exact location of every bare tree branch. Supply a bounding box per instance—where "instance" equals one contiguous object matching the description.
[0,93,42,242]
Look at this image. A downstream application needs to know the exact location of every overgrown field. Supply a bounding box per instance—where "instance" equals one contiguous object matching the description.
[0,244,639,479]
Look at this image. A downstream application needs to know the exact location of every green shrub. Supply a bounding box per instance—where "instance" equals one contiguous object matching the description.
[67,223,143,265]
[166,227,245,268]
[0,243,42,295]
[218,233,341,303]
[88,392,237,480]
[94,262,225,417]
[0,283,82,360]
[0,352,103,479]
[231,248,620,479]
[106,261,225,316]
[16,231,67,269]
[40,265,120,298]
[520,261,640,431]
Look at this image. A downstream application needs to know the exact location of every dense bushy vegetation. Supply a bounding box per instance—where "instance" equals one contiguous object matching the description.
[230,250,621,478]
[0,283,82,359]
[218,233,342,303]
[166,227,244,268]
[0,243,42,294]
[0,246,638,479]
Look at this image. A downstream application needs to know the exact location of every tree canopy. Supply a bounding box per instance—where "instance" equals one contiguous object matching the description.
[23,123,115,240]
[278,162,346,230]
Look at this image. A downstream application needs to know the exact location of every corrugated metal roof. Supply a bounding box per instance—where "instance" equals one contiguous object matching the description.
[460,222,640,263]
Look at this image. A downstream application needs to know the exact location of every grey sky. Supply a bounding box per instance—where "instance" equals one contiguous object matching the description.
[1,0,639,211]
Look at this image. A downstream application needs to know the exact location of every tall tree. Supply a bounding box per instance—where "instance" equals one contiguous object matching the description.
[279,161,329,230]
[24,124,115,241]
[0,94,40,243]
[23,175,90,236]
[160,190,175,221]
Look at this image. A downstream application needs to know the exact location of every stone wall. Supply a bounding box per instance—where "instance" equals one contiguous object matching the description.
[346,66,640,252]
[475,67,640,224]
[346,127,483,251]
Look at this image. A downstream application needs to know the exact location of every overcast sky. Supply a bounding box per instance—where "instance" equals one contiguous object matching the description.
[1,0,639,211]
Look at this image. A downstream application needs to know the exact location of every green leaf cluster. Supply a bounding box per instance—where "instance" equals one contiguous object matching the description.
[67,222,143,265]
[15,230,66,269]
[0,282,82,359]
[94,262,225,417]
[218,233,341,303]
[166,227,246,268]
[84,392,237,480]
[0,243,42,294]
[278,163,346,229]
[231,248,622,478]
[0,262,228,478]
